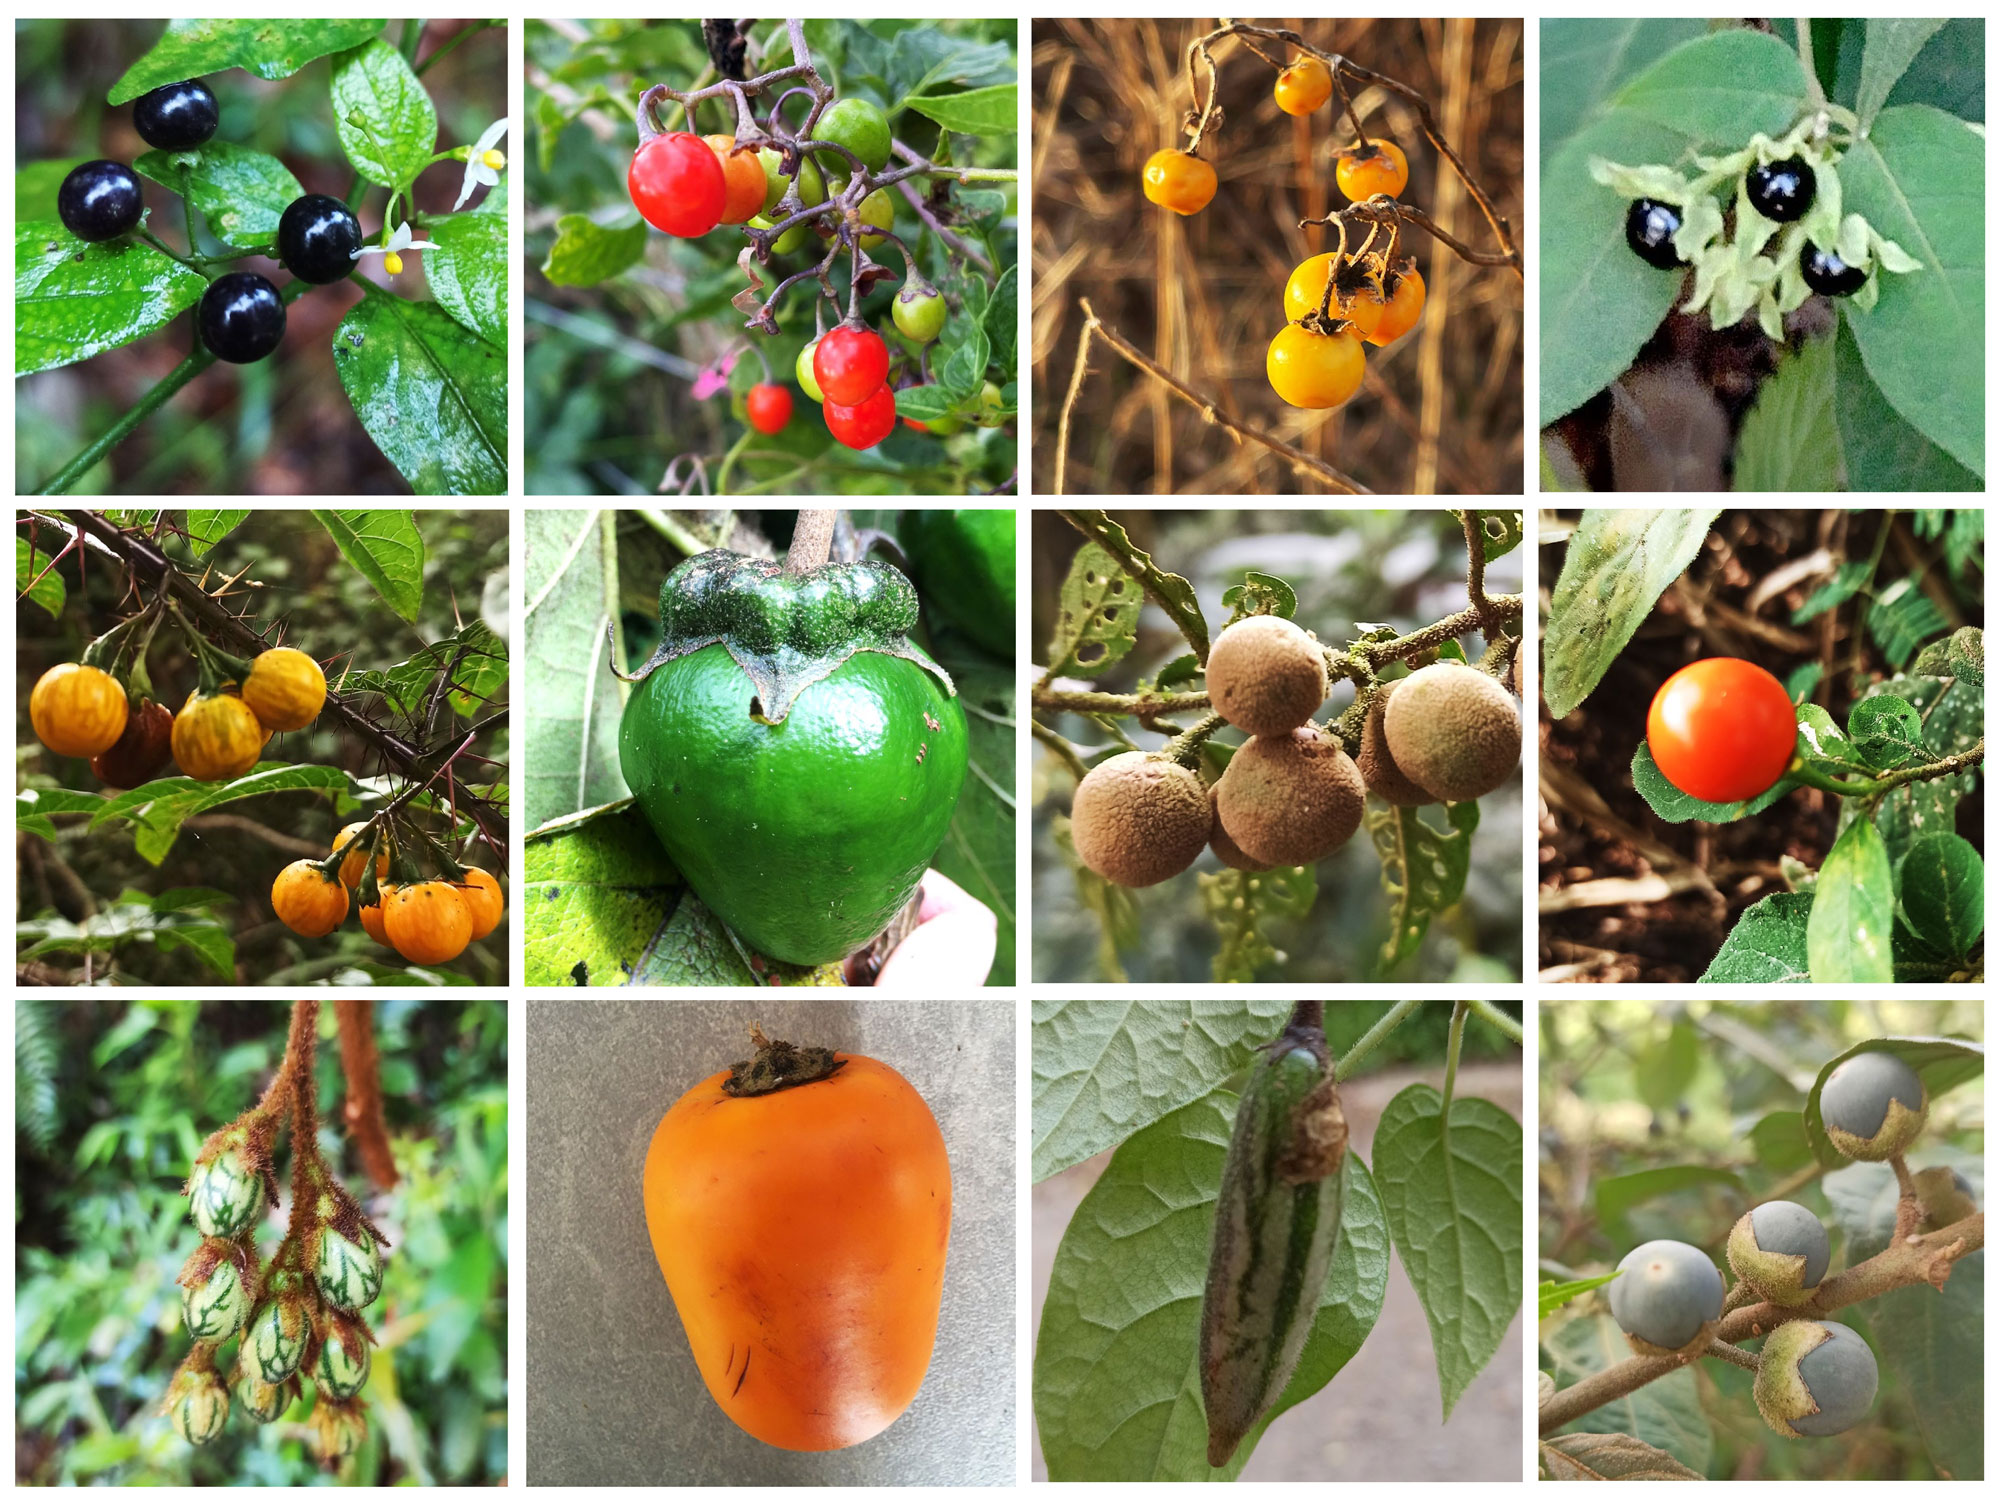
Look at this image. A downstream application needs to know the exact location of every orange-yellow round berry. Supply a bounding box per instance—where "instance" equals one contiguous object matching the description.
[1335,139,1409,201]
[1267,324,1366,410]
[1142,149,1217,215]
[1274,57,1333,116]
[1366,268,1426,346]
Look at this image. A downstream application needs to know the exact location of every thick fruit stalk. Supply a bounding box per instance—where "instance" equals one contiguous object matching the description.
[1199,1011,1347,1467]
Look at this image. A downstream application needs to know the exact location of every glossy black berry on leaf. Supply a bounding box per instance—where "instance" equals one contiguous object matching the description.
[199,273,287,364]
[1800,242,1869,298]
[57,160,144,242]
[1625,199,1683,269]
[1745,155,1815,222]
[278,194,363,284]
[133,80,219,151]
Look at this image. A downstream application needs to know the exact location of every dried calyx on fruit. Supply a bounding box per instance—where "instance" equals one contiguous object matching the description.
[1205,614,1328,738]
[1607,1238,1724,1352]
[1820,1050,1927,1161]
[1726,1200,1829,1307]
[1754,1320,1879,1438]
[1380,661,1521,802]
[1072,751,1212,887]
[1214,725,1365,868]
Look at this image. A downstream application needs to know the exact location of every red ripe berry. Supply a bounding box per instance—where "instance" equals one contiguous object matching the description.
[745,382,793,435]
[813,326,890,407]
[823,384,897,449]
[629,132,727,238]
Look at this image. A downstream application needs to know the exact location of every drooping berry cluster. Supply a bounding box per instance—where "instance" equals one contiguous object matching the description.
[163,1001,391,1466]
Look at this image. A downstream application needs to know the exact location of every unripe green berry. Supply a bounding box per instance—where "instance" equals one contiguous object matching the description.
[796,339,825,403]
[1606,1238,1723,1351]
[1821,1050,1927,1161]
[893,284,947,343]
[315,1224,385,1312]
[1726,1201,1829,1307]
[1754,1320,1878,1437]
[314,1326,372,1400]
[188,1148,265,1237]
[168,1367,231,1445]
[180,1249,252,1343]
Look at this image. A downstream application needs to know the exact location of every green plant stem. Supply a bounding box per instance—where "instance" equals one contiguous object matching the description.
[1705,1339,1758,1372]
[1029,718,1089,782]
[1333,999,1421,1081]
[1031,687,1213,716]
[1785,739,1985,798]
[1158,712,1227,770]
[36,355,212,494]
[1440,1000,1468,1144]
[1467,997,1522,1044]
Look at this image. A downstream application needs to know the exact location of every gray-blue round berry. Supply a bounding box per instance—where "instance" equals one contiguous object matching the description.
[1608,1238,1725,1349]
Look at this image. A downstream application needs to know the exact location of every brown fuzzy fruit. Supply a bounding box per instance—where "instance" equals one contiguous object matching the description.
[1205,615,1328,738]
[1381,662,1521,802]
[1214,725,1365,867]
[1207,784,1274,872]
[1071,751,1211,887]
[1353,681,1435,806]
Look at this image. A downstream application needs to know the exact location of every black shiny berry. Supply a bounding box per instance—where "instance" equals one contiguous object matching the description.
[133,80,219,152]
[1745,155,1815,222]
[199,273,287,363]
[1624,199,1683,269]
[1800,242,1868,297]
[277,194,363,284]
[57,160,144,242]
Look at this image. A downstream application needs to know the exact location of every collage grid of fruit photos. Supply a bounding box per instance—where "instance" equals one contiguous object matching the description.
[8,13,1988,1493]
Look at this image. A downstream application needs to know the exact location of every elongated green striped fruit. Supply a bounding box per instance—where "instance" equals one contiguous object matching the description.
[1199,1031,1348,1467]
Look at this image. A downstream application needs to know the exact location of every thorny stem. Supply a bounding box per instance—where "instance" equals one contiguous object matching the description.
[1055,299,1371,495]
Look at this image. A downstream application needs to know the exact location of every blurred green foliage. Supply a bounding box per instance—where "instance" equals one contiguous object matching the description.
[14,1000,507,1484]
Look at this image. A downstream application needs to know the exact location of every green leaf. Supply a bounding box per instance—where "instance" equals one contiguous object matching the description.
[1854,19,1949,128]
[17,536,66,617]
[83,763,345,866]
[1061,512,1210,663]
[1791,559,1871,625]
[902,83,1017,136]
[1607,29,1805,142]
[1633,1020,1699,1112]
[1594,1165,1741,1243]
[1033,1090,1390,1480]
[1456,508,1524,563]
[1543,508,1719,718]
[1732,334,1840,491]
[1898,832,1982,959]
[541,213,647,287]
[1370,1083,1522,1419]
[331,288,506,495]
[1867,575,1950,667]
[1839,106,1984,479]
[522,802,838,987]
[330,38,439,190]
[1045,540,1139,677]
[928,651,1016,986]
[422,211,508,346]
[521,509,626,830]
[1833,317,1980,491]
[1029,999,1290,1181]
[311,508,426,621]
[1201,864,1317,982]
[183,511,249,556]
[1368,799,1476,971]
[1847,693,1926,767]
[1631,740,1797,824]
[1805,816,1895,982]
[1697,891,1814,983]
[1539,1271,1619,1321]
[1748,1109,1815,1173]
[1538,20,1708,163]
[133,143,304,247]
[1545,1315,1712,1474]
[15,223,208,376]
[108,17,387,95]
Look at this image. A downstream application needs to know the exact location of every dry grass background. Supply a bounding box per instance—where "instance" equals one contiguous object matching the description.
[1032,19,1524,496]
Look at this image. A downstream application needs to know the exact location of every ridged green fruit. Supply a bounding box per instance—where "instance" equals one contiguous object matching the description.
[619,551,968,966]
[1199,1031,1347,1467]
[169,1371,230,1445]
[1381,662,1521,801]
[246,1297,309,1383]
[235,1370,289,1424]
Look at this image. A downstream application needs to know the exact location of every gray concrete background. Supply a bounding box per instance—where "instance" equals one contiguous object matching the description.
[526,999,1015,1486]
[1032,1058,1523,1481]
